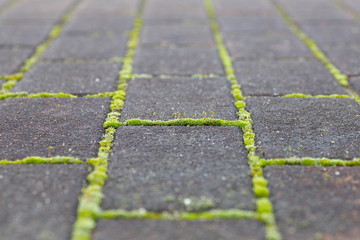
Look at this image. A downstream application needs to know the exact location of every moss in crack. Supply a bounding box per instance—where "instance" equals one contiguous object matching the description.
[0,156,84,165]
[0,92,77,100]
[97,208,259,221]
[283,93,351,98]
[85,92,115,98]
[260,157,360,167]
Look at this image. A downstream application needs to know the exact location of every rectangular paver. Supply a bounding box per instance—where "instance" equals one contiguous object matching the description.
[101,126,254,211]
[0,165,88,240]
[93,219,264,240]
[120,77,237,121]
[0,98,109,160]
[266,166,360,239]
[13,61,121,94]
[0,48,32,75]
[246,97,360,159]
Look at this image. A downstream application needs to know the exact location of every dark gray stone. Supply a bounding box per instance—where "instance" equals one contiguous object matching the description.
[233,59,347,96]
[349,76,360,95]
[133,47,224,75]
[43,34,128,59]
[102,126,254,211]
[0,98,109,160]
[0,48,32,75]
[140,24,214,46]
[13,61,121,94]
[0,164,88,240]
[63,16,134,35]
[0,24,53,46]
[93,219,264,240]
[321,43,360,75]
[121,77,237,121]
[246,97,360,159]
[265,166,360,239]
[301,24,360,43]
[224,31,312,59]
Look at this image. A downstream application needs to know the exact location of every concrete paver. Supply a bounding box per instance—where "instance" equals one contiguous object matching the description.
[0,48,32,75]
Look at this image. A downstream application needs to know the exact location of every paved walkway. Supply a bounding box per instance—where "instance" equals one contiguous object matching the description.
[0,0,359,239]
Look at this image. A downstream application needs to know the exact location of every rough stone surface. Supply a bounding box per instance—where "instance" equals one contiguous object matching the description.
[218,15,288,32]
[93,219,264,240]
[301,23,360,43]
[349,76,360,95]
[13,61,121,94]
[266,166,360,239]
[0,98,109,160]
[0,164,88,240]
[246,97,360,159]
[224,31,312,59]
[121,77,237,121]
[133,47,223,74]
[140,24,214,46]
[0,48,33,75]
[102,126,254,211]
[0,24,53,46]
[43,34,128,59]
[233,59,347,96]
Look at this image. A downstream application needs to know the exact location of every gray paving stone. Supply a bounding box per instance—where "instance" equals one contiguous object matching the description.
[224,31,312,59]
[13,61,120,94]
[214,0,272,11]
[265,166,360,239]
[133,47,223,75]
[43,34,128,59]
[0,164,88,240]
[0,98,109,160]
[233,59,347,96]
[349,76,360,95]
[93,219,264,240]
[120,78,237,121]
[0,24,53,46]
[63,16,134,34]
[218,15,288,32]
[301,24,360,43]
[321,43,360,75]
[246,97,360,159]
[75,0,138,17]
[140,24,214,46]
[144,0,206,20]
[0,48,32,75]
[343,0,360,12]
[102,126,254,211]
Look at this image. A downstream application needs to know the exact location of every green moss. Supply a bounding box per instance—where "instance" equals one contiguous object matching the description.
[98,208,259,220]
[181,196,215,212]
[262,157,360,167]
[0,92,77,100]
[0,156,84,165]
[85,92,114,98]
[284,93,351,98]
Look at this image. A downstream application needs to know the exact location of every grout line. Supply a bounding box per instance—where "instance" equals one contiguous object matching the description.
[271,0,360,104]
[204,0,281,239]
[0,92,78,100]
[332,0,360,22]
[0,0,21,15]
[260,157,360,167]
[130,73,223,79]
[282,93,351,98]
[71,1,145,239]
[97,209,259,221]
[0,156,84,165]
[0,0,83,92]
[104,118,246,128]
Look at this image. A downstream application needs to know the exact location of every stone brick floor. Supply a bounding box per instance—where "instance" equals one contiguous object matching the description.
[0,0,359,239]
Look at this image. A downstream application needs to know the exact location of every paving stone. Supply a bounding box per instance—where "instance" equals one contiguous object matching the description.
[75,0,138,17]
[224,31,312,59]
[246,97,360,159]
[0,98,109,160]
[43,34,128,59]
[13,61,120,94]
[102,126,254,211]
[120,78,237,121]
[63,16,134,34]
[349,76,360,95]
[93,219,264,240]
[0,24,53,46]
[0,164,88,240]
[265,166,360,239]
[233,59,347,96]
[0,48,33,75]
[140,24,214,46]
[321,43,360,75]
[343,0,360,13]
[301,24,360,43]
[133,46,223,75]
[144,0,206,20]
[218,15,288,32]
[214,0,272,11]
